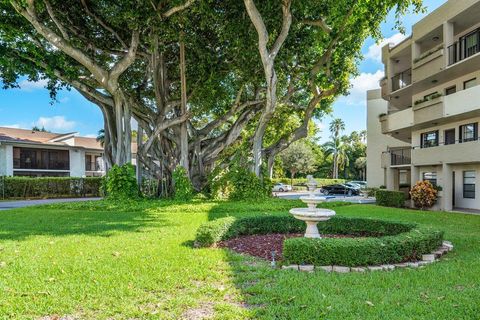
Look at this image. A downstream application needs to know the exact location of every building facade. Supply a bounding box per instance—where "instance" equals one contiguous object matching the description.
[0,127,105,177]
[367,0,480,211]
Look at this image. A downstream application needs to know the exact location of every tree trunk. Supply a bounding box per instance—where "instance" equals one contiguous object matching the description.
[179,38,189,174]
[112,93,132,166]
[267,154,275,179]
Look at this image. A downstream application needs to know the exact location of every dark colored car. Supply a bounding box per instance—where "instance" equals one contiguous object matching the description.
[320,184,360,196]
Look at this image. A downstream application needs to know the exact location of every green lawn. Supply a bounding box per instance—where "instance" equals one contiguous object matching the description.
[0,199,479,319]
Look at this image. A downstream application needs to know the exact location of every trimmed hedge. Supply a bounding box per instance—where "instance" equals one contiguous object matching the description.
[283,228,443,266]
[194,215,443,267]
[0,176,102,199]
[376,190,405,208]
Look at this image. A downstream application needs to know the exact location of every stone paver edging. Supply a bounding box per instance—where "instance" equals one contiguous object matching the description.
[281,241,454,273]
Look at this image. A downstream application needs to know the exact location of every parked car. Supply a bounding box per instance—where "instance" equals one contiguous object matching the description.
[348,181,367,188]
[272,183,292,192]
[345,182,362,189]
[320,184,360,196]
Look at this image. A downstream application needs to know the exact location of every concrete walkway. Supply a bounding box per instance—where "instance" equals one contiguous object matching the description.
[0,197,102,210]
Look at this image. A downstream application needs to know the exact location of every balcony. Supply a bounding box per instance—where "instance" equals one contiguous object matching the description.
[391,69,412,92]
[412,139,480,166]
[390,148,411,166]
[380,108,414,134]
[412,46,445,83]
[413,95,444,125]
[447,28,480,65]
[444,85,480,117]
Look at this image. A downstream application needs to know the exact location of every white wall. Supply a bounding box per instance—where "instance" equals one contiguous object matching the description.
[366,89,410,187]
[452,164,480,210]
[69,149,85,177]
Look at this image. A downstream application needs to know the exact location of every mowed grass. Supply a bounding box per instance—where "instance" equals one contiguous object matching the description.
[0,199,479,319]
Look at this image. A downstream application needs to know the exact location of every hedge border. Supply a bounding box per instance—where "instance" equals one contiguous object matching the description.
[194,215,444,267]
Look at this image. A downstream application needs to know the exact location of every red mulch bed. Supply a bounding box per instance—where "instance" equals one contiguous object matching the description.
[218,233,355,261]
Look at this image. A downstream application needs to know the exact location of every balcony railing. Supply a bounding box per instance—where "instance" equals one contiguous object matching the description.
[390,148,411,166]
[391,69,412,92]
[448,28,480,65]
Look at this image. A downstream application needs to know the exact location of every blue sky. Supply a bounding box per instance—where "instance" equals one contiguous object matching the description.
[0,0,447,140]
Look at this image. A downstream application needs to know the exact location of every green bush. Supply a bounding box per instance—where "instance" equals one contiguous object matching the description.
[376,189,405,208]
[104,164,139,200]
[0,176,102,199]
[283,227,443,266]
[207,165,272,201]
[194,214,443,267]
[172,167,195,201]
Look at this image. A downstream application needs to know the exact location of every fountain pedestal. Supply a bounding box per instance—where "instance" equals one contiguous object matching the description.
[289,194,336,238]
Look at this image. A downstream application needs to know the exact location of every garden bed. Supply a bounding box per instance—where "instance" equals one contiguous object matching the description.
[195,215,444,267]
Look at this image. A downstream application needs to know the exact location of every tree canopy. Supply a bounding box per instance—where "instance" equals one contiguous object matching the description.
[0,0,422,193]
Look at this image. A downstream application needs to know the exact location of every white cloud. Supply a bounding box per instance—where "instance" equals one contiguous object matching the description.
[34,116,76,131]
[0,124,21,129]
[84,134,97,138]
[365,33,407,61]
[19,79,49,91]
[339,70,385,106]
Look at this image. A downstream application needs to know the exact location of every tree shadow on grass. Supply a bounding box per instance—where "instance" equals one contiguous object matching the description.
[0,201,170,241]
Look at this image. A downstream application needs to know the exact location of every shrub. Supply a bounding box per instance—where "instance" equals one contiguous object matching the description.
[410,181,438,209]
[207,165,272,201]
[283,227,443,266]
[0,176,102,199]
[376,190,405,208]
[194,214,443,266]
[104,164,139,200]
[172,167,195,201]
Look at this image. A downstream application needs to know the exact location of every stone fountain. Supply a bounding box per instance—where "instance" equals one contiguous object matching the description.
[289,176,336,238]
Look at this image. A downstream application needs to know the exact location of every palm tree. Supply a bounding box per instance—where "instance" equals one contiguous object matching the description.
[96,129,105,147]
[323,137,349,179]
[326,119,346,178]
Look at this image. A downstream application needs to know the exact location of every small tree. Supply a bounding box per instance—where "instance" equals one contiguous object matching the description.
[279,141,317,186]
[410,181,438,210]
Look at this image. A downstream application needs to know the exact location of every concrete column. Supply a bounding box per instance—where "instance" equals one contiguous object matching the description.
[443,22,454,65]
[5,145,13,176]
[69,149,85,177]
[442,163,453,211]
[412,41,421,62]
[411,165,420,186]
[386,167,396,190]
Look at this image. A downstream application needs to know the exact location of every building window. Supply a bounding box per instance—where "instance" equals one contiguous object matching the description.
[444,129,455,145]
[423,172,437,186]
[459,123,478,143]
[463,171,476,199]
[421,131,439,148]
[464,78,477,90]
[445,86,456,95]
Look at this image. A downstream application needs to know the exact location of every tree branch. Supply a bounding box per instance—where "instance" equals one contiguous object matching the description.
[43,0,69,40]
[162,0,196,18]
[301,18,332,34]
[109,31,140,86]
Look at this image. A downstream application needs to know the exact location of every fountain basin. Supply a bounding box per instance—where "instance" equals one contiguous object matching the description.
[299,196,327,210]
[289,208,336,238]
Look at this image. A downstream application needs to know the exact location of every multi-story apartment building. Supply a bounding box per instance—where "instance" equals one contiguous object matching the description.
[367,0,480,211]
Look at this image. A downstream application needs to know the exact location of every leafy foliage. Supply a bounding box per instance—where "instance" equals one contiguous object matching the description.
[376,190,406,208]
[104,164,139,200]
[172,167,195,201]
[410,181,438,209]
[279,140,317,182]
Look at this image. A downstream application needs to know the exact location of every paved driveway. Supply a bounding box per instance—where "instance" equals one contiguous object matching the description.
[0,197,102,210]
